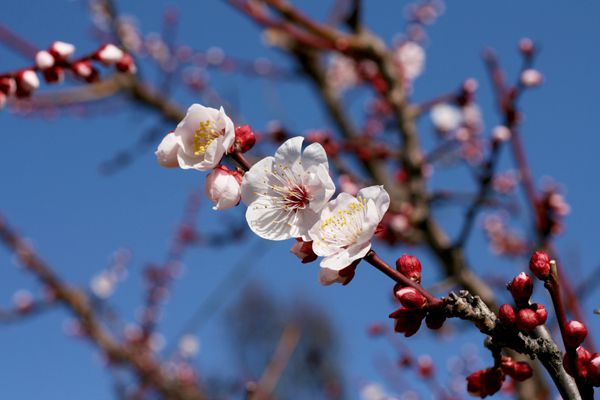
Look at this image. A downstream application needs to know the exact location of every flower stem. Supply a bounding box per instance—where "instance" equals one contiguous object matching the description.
[545,260,594,400]
[230,151,251,171]
[364,250,442,307]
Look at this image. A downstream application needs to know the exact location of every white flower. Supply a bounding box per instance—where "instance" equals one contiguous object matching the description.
[394,41,425,80]
[155,132,180,168]
[174,104,235,171]
[430,104,462,132]
[178,334,201,358]
[309,185,390,270]
[326,54,359,95]
[205,166,242,211]
[241,136,335,241]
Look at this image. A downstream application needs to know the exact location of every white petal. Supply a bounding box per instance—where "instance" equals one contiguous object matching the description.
[320,242,371,270]
[318,268,342,286]
[240,156,275,205]
[358,185,390,219]
[274,136,303,165]
[155,133,180,168]
[245,204,293,240]
[301,142,329,170]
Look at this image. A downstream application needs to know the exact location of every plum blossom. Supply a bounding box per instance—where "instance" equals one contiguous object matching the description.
[205,165,242,210]
[155,132,179,168]
[326,53,359,95]
[173,104,235,171]
[309,185,390,271]
[430,104,462,132]
[394,41,425,81]
[241,136,335,240]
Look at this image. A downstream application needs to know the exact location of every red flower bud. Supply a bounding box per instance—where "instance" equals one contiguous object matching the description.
[564,320,588,348]
[498,304,516,326]
[116,53,136,74]
[466,368,505,398]
[395,287,427,309]
[425,308,446,330]
[389,307,425,337]
[564,346,592,379]
[0,77,16,96]
[42,67,64,84]
[516,308,539,331]
[529,251,551,280]
[233,125,256,153]
[500,357,533,382]
[508,272,533,304]
[290,239,317,264]
[531,303,548,325]
[588,353,600,387]
[395,254,422,284]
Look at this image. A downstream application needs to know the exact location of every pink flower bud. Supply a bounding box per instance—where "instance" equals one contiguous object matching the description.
[395,287,427,309]
[498,304,516,326]
[529,251,551,280]
[519,38,535,56]
[96,44,125,64]
[564,320,588,347]
[35,50,55,69]
[15,70,40,97]
[588,354,600,386]
[233,125,256,153]
[0,77,16,96]
[417,355,434,379]
[116,53,136,74]
[395,254,422,284]
[521,69,543,87]
[492,125,511,143]
[72,61,99,83]
[0,92,6,108]
[367,323,386,337]
[564,346,592,379]
[466,368,505,398]
[155,132,180,168]
[516,308,539,331]
[205,165,242,210]
[389,307,425,337]
[290,239,317,264]
[49,41,76,59]
[508,272,533,304]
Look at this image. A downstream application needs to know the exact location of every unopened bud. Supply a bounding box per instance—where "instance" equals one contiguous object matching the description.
[116,53,136,74]
[389,307,425,337]
[564,346,592,379]
[425,307,446,330]
[0,77,16,96]
[588,354,600,386]
[564,320,588,348]
[205,165,242,211]
[42,67,64,84]
[500,357,533,382]
[519,38,535,56]
[233,125,256,153]
[395,287,427,309]
[516,308,539,331]
[96,44,125,64]
[529,251,551,280]
[498,304,516,326]
[395,254,422,284]
[15,70,40,97]
[508,272,533,304]
[466,368,504,398]
[521,69,543,87]
[49,41,76,59]
[290,239,317,264]
[492,125,511,143]
[72,61,99,83]
[531,303,548,325]
[35,50,55,69]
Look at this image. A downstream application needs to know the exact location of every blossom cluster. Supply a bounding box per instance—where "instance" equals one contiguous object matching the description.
[156,104,390,281]
[0,41,135,108]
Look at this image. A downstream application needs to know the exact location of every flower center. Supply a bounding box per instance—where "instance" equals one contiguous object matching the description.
[318,196,367,244]
[193,119,223,156]
[283,184,311,210]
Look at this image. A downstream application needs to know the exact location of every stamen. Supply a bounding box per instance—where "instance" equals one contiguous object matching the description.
[193,119,224,156]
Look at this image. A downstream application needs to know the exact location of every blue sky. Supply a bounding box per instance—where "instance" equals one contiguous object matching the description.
[0,1,599,399]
